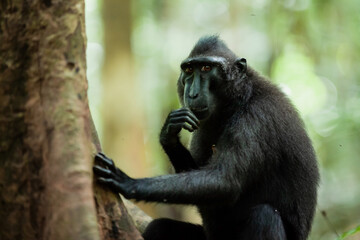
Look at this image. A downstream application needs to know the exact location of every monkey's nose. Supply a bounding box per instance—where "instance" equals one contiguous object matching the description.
[189,92,199,99]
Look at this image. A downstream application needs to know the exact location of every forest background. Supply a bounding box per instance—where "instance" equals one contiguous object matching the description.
[86,1,360,239]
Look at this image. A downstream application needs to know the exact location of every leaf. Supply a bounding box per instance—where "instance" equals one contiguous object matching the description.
[336,225,360,240]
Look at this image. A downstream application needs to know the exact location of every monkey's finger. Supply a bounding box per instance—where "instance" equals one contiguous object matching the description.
[98,178,124,194]
[184,109,200,123]
[97,152,107,158]
[97,177,118,190]
[167,123,185,134]
[169,116,199,129]
[93,165,114,178]
[95,153,115,170]
[169,109,190,118]
[97,177,113,184]
[181,123,195,132]
[172,107,198,116]
[95,152,110,163]
[168,123,194,133]
[170,110,199,125]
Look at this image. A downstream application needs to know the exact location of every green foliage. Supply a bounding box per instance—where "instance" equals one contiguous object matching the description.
[336,225,360,240]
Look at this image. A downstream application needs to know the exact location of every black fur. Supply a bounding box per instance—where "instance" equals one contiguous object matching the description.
[93,35,319,240]
[188,35,237,61]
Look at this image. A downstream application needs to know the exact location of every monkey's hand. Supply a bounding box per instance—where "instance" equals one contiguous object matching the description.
[93,152,137,199]
[160,108,199,147]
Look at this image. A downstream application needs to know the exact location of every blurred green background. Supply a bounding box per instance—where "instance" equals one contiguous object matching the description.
[85,0,360,239]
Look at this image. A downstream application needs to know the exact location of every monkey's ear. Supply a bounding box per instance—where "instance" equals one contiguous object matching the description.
[235,58,247,73]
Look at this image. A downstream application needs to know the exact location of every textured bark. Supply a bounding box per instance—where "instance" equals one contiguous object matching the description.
[0,1,99,239]
[123,199,153,234]
[0,1,145,239]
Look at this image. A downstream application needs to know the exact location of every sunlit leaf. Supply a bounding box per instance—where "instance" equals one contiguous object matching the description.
[336,225,360,240]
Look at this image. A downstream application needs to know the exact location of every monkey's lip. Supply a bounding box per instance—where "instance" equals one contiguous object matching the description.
[190,107,208,113]
[190,107,209,119]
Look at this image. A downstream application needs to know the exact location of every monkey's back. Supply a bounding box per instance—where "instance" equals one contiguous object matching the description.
[191,72,319,240]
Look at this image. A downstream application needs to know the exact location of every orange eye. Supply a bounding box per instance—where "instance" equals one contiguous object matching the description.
[201,65,212,72]
[185,67,193,73]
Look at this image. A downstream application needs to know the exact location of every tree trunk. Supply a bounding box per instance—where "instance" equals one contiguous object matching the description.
[0,1,147,239]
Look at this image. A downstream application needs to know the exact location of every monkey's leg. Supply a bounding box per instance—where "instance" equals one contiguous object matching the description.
[239,204,287,240]
[142,218,206,240]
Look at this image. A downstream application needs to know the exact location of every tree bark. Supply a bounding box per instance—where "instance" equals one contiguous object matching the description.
[0,1,147,239]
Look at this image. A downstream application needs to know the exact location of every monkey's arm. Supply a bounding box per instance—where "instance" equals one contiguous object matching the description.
[160,140,197,173]
[93,153,237,205]
[160,108,199,172]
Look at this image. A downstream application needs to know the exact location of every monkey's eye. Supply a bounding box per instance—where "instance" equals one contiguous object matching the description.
[184,67,193,73]
[201,65,212,72]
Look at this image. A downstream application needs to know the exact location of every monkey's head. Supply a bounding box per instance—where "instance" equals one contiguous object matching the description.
[177,35,247,120]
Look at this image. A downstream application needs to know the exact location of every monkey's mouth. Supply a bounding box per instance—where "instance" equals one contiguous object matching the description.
[190,107,209,120]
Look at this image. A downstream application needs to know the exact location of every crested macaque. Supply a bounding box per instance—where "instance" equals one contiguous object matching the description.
[94,35,319,240]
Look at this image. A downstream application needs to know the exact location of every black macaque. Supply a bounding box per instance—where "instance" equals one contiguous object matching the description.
[93,35,319,240]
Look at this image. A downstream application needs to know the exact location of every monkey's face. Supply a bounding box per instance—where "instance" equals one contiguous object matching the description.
[179,57,226,120]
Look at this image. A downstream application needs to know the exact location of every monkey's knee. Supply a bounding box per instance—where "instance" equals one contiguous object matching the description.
[143,218,206,240]
[240,204,287,240]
